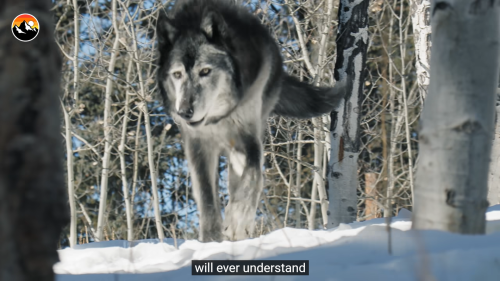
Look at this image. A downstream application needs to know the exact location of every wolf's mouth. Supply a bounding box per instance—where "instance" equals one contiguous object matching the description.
[187,117,205,127]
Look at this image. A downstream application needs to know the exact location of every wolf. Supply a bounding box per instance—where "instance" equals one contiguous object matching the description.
[156,0,347,242]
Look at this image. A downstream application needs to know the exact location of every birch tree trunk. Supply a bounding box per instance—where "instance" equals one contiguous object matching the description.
[96,0,120,241]
[413,0,499,234]
[72,0,80,102]
[119,58,134,241]
[410,0,432,100]
[488,91,500,206]
[63,0,81,248]
[309,123,323,229]
[0,0,68,279]
[295,126,303,227]
[327,0,370,228]
[310,0,334,230]
[63,106,77,247]
[133,42,165,242]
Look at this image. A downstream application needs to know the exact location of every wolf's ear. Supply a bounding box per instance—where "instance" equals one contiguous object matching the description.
[201,11,228,39]
[157,10,177,50]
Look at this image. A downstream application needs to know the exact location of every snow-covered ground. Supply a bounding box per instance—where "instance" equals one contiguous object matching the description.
[56,205,500,280]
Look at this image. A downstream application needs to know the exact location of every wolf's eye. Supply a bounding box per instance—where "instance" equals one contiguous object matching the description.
[199,68,211,76]
[172,71,182,79]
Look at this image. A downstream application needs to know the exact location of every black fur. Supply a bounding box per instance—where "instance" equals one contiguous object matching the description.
[274,75,347,118]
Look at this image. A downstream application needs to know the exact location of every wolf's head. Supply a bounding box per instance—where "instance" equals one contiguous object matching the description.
[157,7,241,127]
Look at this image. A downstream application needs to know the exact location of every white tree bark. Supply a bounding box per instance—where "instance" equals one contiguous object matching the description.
[488,92,500,205]
[131,111,142,216]
[119,58,134,241]
[309,119,324,229]
[410,0,431,100]
[139,103,164,240]
[413,0,499,233]
[295,125,303,227]
[72,0,80,101]
[327,0,369,228]
[96,0,120,241]
[63,105,77,247]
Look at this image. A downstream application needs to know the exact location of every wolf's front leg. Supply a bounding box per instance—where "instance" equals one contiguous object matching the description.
[224,136,263,241]
[185,138,223,242]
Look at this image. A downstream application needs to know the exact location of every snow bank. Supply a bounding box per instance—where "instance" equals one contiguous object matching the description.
[55,206,500,280]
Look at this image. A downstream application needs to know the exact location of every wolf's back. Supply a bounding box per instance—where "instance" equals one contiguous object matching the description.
[273,75,347,119]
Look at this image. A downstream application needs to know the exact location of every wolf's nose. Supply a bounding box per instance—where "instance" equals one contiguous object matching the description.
[178,108,194,120]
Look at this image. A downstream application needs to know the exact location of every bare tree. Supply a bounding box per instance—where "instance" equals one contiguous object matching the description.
[62,0,81,249]
[0,0,68,279]
[413,0,499,233]
[131,12,165,241]
[96,0,121,242]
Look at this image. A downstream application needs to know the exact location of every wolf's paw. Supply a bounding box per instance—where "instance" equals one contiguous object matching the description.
[199,230,224,243]
[223,224,251,241]
[199,219,223,242]
[223,203,255,241]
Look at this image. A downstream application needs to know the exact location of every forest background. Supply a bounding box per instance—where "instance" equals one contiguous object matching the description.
[52,0,471,247]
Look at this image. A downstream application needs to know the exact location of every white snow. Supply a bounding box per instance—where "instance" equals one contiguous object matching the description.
[55,205,500,280]
[15,26,25,34]
[24,21,33,31]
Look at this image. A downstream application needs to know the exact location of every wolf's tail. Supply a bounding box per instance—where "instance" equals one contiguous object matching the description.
[273,75,347,119]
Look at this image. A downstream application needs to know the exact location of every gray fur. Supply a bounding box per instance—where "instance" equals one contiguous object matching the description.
[157,0,346,242]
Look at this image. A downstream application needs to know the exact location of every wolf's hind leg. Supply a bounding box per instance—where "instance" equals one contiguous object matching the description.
[224,136,263,241]
[186,138,223,242]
